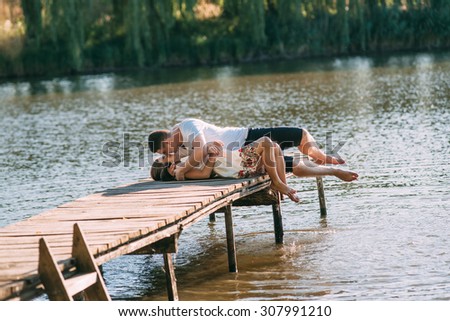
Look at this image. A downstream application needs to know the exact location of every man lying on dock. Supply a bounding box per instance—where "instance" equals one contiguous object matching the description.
[148,118,358,182]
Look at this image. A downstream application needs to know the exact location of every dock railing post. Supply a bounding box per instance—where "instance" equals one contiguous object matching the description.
[224,205,238,273]
[272,191,284,244]
[316,177,327,217]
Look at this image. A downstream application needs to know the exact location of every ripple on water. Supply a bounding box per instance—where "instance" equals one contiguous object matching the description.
[1,52,450,300]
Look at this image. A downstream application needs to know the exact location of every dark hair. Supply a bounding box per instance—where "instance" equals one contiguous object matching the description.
[150,161,165,181]
[160,163,176,181]
[148,130,170,153]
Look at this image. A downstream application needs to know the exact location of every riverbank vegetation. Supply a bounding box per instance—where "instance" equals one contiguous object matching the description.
[1,0,449,77]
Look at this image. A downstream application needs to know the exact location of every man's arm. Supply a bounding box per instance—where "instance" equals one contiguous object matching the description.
[174,133,207,181]
[184,155,217,180]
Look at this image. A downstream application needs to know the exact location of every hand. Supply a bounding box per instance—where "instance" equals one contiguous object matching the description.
[207,154,217,163]
[174,167,185,181]
[207,141,224,157]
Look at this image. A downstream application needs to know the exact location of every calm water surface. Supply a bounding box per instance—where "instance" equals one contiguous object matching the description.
[0,52,449,300]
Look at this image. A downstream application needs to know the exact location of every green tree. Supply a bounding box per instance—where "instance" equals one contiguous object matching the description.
[21,0,43,48]
[336,0,350,53]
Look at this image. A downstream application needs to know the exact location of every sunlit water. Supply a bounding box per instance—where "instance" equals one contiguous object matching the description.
[0,52,449,300]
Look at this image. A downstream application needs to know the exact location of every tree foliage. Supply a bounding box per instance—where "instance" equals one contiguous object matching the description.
[1,0,449,76]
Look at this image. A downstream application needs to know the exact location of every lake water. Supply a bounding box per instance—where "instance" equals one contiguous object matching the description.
[0,52,449,300]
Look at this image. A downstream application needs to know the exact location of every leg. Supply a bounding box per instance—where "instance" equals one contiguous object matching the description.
[274,143,287,184]
[292,158,358,182]
[274,144,287,200]
[298,129,345,165]
[245,127,345,165]
[253,137,299,202]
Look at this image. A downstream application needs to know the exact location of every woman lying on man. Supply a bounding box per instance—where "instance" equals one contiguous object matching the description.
[154,136,301,203]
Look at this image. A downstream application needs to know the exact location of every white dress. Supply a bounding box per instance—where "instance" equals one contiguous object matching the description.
[212,145,262,179]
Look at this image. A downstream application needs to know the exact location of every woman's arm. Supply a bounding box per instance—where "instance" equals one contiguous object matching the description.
[184,155,217,179]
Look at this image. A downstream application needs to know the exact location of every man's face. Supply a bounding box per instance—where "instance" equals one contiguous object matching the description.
[158,136,176,155]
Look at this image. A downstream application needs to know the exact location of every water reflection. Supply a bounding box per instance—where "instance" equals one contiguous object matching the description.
[414,54,435,104]
[332,56,374,71]
[2,51,448,102]
[1,51,450,300]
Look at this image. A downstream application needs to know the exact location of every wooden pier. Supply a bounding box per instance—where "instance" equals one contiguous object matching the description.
[0,175,326,301]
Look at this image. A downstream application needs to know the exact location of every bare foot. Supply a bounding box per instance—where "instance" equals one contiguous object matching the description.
[270,183,284,200]
[286,189,300,203]
[333,168,359,182]
[271,182,300,203]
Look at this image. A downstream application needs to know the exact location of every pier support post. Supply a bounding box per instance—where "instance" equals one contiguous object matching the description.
[272,192,284,244]
[316,177,327,217]
[209,213,216,223]
[163,253,179,301]
[224,205,238,273]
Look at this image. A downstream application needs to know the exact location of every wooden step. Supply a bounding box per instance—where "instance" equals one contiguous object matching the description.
[65,272,98,297]
[38,224,111,301]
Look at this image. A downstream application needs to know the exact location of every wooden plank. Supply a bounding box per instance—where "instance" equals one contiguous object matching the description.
[40,207,182,214]
[0,247,71,258]
[0,258,74,281]
[65,272,97,297]
[57,202,204,209]
[0,233,130,244]
[0,280,43,301]
[2,221,161,231]
[0,249,70,265]
[1,220,165,233]
[33,207,186,216]
[61,195,216,204]
[13,212,186,224]
[103,184,230,191]
[81,190,225,199]
[106,178,245,189]
[49,214,183,224]
[0,242,127,257]
[130,234,178,255]
[0,265,38,278]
